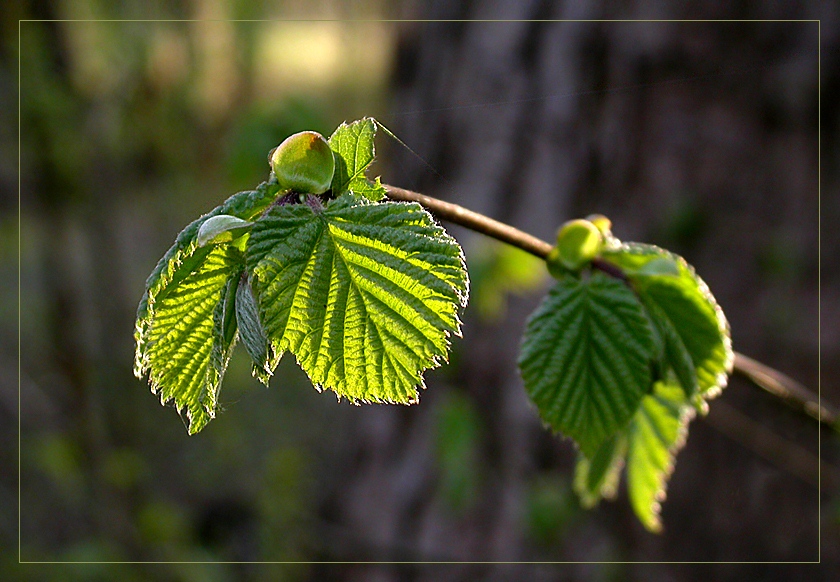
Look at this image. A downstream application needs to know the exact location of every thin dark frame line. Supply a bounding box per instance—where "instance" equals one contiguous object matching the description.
[17,17,824,566]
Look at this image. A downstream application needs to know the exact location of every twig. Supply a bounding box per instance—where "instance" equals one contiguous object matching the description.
[384,185,553,258]
[703,400,838,490]
[384,184,836,428]
[732,353,835,426]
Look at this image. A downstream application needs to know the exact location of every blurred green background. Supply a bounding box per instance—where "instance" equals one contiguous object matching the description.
[5,2,838,581]
[9,2,402,579]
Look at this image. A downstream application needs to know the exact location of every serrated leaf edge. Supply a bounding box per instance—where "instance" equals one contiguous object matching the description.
[518,271,657,458]
[134,180,281,432]
[626,383,696,533]
[248,193,468,405]
[603,242,734,399]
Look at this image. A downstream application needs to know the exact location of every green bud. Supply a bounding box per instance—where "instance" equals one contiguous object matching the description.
[585,214,612,237]
[269,131,335,195]
[548,219,603,273]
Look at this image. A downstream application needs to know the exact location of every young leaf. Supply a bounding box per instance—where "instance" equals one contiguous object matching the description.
[136,178,281,334]
[246,192,468,404]
[518,271,656,458]
[235,271,279,384]
[135,245,242,434]
[625,381,694,533]
[134,179,281,433]
[573,433,626,508]
[640,293,698,398]
[570,379,694,532]
[601,243,733,398]
[196,215,253,247]
[328,118,387,201]
[348,174,388,203]
[635,256,681,277]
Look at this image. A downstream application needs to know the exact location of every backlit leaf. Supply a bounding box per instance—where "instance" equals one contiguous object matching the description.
[328,118,386,201]
[235,271,279,384]
[246,192,468,404]
[135,245,241,433]
[571,379,694,532]
[626,381,694,532]
[134,178,281,433]
[601,243,733,398]
[573,433,626,508]
[640,293,698,398]
[197,215,253,247]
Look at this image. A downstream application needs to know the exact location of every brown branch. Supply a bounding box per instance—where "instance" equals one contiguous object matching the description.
[732,353,835,426]
[703,400,839,490]
[384,184,836,428]
[384,185,554,258]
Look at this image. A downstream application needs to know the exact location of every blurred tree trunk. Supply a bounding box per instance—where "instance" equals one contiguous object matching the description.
[319,4,833,580]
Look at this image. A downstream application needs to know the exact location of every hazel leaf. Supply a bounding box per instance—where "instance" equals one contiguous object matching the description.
[246,192,468,404]
[601,243,733,398]
[134,179,281,433]
[626,381,695,533]
[518,270,656,458]
[196,215,253,247]
[328,118,386,201]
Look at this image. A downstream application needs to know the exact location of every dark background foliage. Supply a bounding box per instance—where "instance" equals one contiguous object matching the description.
[3,1,837,580]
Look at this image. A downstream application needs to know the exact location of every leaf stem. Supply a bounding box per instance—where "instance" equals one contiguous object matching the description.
[384,184,836,428]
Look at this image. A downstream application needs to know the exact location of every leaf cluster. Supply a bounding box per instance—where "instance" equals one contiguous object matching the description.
[519,224,733,531]
[135,118,732,533]
[134,119,468,433]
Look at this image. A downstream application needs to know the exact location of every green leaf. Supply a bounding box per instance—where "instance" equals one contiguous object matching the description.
[573,433,626,508]
[135,245,241,434]
[602,243,733,398]
[349,174,388,203]
[134,179,281,433]
[640,293,698,397]
[635,256,681,277]
[246,192,468,404]
[570,379,694,532]
[328,118,386,201]
[135,178,282,327]
[626,381,694,533]
[235,271,279,384]
[518,271,656,458]
[220,267,240,347]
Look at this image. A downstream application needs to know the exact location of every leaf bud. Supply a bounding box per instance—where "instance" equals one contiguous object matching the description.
[585,214,612,237]
[548,219,604,273]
